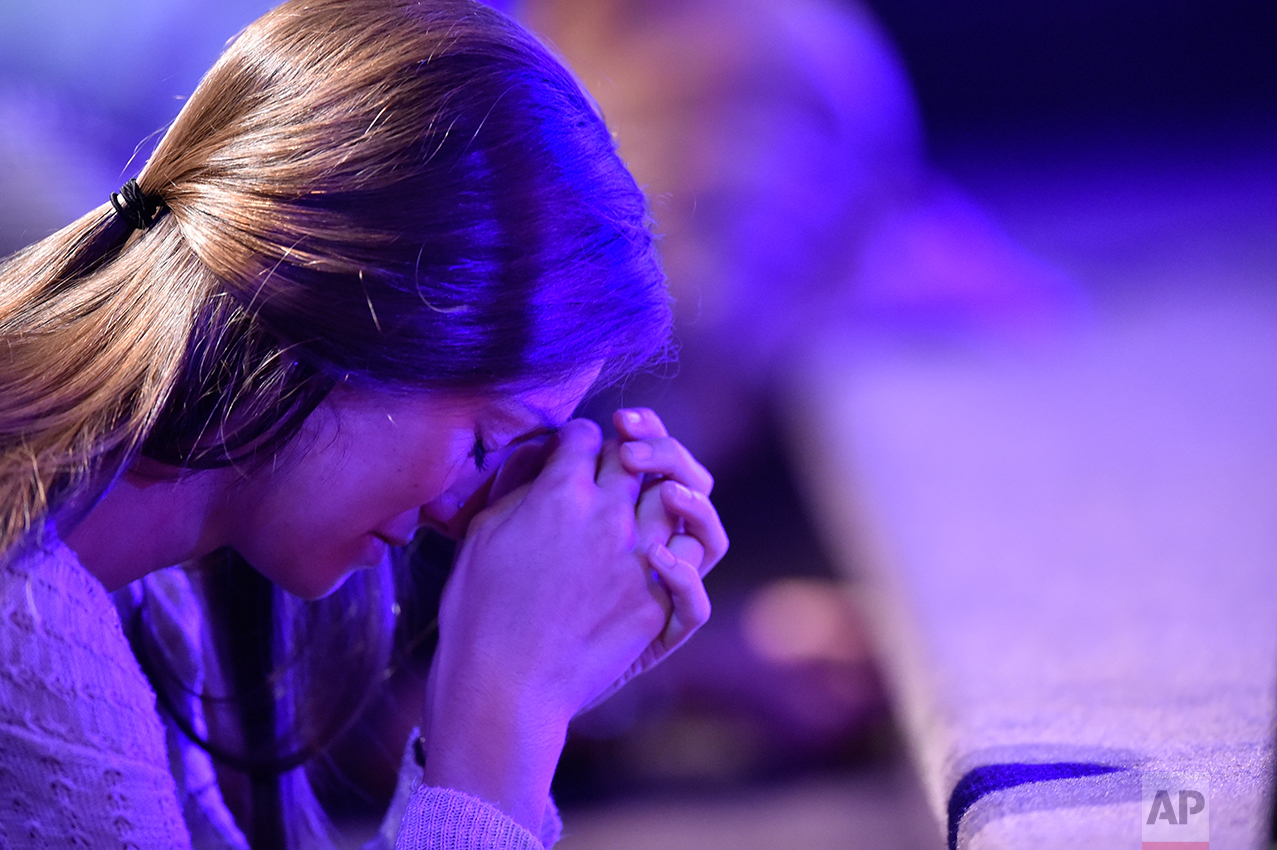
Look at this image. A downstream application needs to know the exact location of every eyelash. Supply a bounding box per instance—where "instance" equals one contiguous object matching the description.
[469,431,491,470]
[468,425,558,472]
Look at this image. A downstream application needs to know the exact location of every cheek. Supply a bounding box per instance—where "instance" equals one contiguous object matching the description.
[377,442,475,516]
[418,444,476,500]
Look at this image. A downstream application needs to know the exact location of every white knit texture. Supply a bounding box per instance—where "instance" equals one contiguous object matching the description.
[395,787,546,850]
[0,534,192,848]
[1,533,558,850]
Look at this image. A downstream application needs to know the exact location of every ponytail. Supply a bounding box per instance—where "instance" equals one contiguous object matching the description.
[0,189,213,556]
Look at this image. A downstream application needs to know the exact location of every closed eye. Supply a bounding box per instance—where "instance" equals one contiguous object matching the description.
[469,430,491,470]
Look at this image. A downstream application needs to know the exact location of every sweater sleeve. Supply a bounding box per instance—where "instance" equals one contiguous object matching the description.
[368,732,561,850]
[0,535,194,848]
[394,787,547,850]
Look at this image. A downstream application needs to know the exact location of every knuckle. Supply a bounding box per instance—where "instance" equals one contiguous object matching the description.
[637,408,667,435]
[535,460,577,491]
[561,417,603,445]
[694,595,712,623]
[704,540,726,567]
[589,505,637,552]
[660,478,685,501]
[645,435,677,461]
[667,439,714,492]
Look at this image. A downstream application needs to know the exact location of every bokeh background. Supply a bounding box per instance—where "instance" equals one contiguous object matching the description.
[2,1,1274,847]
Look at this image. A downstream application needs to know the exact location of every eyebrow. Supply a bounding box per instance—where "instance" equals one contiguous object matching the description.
[506,425,558,451]
[482,409,561,455]
[523,403,568,429]
[493,398,573,433]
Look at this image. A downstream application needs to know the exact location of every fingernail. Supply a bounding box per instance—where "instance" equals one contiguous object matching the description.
[623,410,643,427]
[625,442,652,461]
[649,544,676,569]
[670,482,693,504]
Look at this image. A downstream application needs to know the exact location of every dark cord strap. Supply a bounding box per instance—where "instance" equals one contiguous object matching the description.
[110,178,163,230]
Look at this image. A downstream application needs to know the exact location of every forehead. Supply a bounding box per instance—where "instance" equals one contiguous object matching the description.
[481,366,601,429]
[348,366,598,429]
[323,363,603,444]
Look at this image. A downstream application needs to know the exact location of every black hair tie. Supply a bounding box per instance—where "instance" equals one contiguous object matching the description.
[110,178,163,231]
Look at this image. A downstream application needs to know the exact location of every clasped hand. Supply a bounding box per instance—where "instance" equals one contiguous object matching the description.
[418,409,726,829]
[435,408,727,720]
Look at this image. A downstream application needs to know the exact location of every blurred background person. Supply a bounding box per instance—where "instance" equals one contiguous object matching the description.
[514,0,1078,471]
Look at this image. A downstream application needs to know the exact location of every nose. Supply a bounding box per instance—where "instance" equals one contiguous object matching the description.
[419,473,495,541]
[420,431,558,540]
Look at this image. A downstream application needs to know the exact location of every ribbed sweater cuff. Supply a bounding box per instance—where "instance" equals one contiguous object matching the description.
[395,786,547,850]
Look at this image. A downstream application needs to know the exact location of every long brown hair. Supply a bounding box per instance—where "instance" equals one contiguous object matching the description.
[1,0,669,845]
[0,0,669,552]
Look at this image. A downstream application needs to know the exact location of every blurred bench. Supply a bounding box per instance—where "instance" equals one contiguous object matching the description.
[783,290,1277,849]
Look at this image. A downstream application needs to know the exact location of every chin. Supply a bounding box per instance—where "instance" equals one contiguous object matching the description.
[274,537,390,599]
[282,564,362,600]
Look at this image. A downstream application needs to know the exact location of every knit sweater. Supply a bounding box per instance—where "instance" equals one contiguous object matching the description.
[0,531,558,850]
